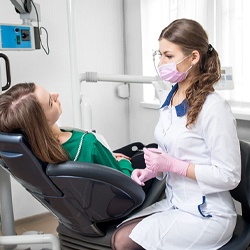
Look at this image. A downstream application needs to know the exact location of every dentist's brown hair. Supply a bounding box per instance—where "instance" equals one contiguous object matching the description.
[159,18,221,127]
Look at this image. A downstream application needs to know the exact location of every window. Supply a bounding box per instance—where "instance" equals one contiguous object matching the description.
[141,0,250,108]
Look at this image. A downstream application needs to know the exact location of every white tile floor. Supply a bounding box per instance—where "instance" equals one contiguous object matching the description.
[13,213,58,236]
[0,213,59,250]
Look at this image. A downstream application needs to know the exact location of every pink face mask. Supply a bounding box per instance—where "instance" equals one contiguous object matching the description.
[158,55,192,83]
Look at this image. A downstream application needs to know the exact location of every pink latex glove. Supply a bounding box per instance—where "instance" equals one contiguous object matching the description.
[131,168,157,186]
[143,147,189,176]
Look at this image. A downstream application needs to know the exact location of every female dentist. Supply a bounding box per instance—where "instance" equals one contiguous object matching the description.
[111,18,241,250]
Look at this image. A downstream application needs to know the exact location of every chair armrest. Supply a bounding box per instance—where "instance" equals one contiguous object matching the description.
[46,161,145,235]
[47,161,145,204]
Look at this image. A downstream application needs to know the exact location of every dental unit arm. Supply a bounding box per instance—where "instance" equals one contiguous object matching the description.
[10,0,32,14]
[10,0,41,24]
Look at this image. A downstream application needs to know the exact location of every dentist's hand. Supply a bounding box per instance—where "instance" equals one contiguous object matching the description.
[131,168,157,186]
[143,147,189,176]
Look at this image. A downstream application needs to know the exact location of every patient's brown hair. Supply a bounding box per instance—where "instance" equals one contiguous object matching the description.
[0,83,69,163]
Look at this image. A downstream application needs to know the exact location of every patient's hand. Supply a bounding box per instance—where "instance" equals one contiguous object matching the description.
[113,153,131,162]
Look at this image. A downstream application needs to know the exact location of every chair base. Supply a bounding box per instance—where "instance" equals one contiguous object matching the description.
[57,223,116,250]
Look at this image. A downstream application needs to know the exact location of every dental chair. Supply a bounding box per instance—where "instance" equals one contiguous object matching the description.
[0,131,166,249]
[2,131,249,250]
[219,140,250,250]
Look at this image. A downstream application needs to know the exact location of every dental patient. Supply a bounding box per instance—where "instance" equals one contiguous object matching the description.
[0,83,134,176]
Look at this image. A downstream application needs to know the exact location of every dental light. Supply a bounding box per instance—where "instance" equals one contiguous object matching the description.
[0,0,41,51]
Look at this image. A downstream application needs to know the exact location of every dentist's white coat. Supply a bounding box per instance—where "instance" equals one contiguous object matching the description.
[127,87,241,250]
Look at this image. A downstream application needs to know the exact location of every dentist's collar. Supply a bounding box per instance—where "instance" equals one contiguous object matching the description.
[160,84,189,117]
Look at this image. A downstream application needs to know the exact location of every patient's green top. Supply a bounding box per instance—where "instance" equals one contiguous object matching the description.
[61,130,133,177]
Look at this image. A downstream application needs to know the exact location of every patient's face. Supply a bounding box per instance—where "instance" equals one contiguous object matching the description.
[34,84,62,127]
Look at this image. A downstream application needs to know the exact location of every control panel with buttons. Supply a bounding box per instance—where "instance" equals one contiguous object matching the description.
[0,24,35,50]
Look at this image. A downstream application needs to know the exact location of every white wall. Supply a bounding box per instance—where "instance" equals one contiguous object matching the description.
[73,0,130,148]
[123,0,159,145]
